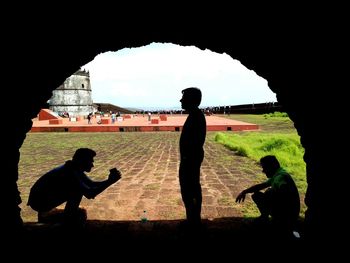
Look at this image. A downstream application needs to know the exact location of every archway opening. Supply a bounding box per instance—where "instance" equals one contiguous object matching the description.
[18,43,305,241]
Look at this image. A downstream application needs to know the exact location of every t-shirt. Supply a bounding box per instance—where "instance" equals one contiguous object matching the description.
[266,167,292,190]
[27,160,92,211]
[265,167,300,218]
[179,108,206,163]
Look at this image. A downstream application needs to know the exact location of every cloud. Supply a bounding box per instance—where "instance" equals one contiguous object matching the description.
[83,43,276,109]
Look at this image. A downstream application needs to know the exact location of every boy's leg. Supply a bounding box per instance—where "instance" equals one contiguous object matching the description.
[64,194,86,225]
[252,191,271,220]
[38,208,65,223]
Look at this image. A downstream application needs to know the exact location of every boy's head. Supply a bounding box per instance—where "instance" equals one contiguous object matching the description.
[72,148,96,172]
[260,155,280,178]
[180,87,202,110]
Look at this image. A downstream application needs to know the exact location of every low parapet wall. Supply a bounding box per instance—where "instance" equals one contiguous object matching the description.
[38,109,60,120]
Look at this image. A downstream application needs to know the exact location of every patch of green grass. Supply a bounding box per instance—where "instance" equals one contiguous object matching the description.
[214,132,306,192]
[215,113,307,217]
[241,199,260,218]
[220,113,296,133]
[217,196,236,206]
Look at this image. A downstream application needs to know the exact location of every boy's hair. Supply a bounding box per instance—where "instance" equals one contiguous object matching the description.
[260,155,280,170]
[72,148,96,162]
[182,87,202,107]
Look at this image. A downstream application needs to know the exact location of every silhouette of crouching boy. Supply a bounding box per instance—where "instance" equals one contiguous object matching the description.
[27,148,121,226]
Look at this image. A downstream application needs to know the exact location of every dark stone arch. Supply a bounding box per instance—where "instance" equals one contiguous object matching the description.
[3,16,344,249]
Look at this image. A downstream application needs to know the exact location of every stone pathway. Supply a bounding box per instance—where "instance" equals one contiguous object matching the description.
[18,132,262,222]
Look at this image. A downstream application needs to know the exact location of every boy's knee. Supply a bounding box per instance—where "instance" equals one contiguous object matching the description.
[252,191,264,202]
[63,208,87,227]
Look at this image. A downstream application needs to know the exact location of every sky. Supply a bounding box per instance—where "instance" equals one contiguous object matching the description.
[82,42,277,110]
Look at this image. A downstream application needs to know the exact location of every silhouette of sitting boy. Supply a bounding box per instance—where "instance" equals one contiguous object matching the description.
[236,155,300,238]
[27,148,121,225]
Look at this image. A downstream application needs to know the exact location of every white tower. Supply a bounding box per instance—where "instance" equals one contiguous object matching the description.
[49,69,94,116]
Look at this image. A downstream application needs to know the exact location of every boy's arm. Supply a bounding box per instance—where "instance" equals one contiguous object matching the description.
[84,169,121,199]
[236,182,270,203]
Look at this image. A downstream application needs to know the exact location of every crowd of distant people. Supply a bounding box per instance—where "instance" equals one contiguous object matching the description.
[58,101,280,121]
[134,102,280,116]
[58,111,70,118]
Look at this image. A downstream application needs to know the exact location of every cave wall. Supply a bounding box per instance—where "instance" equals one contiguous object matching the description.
[3,17,345,245]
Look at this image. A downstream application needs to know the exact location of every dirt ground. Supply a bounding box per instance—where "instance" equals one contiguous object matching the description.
[17,129,305,250]
[18,132,262,223]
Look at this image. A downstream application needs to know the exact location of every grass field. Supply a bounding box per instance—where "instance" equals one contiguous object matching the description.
[216,113,306,215]
[18,112,307,222]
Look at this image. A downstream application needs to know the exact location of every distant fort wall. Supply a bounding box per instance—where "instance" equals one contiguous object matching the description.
[208,102,284,115]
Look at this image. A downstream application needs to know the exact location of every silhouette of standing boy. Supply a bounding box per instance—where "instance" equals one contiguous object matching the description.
[179,87,206,228]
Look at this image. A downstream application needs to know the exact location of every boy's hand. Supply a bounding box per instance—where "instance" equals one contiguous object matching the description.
[236,191,246,203]
[109,168,121,183]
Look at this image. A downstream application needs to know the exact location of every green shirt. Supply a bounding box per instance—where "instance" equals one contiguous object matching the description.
[266,167,292,190]
[265,167,300,219]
